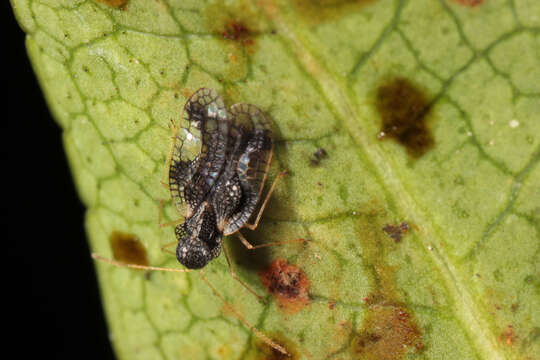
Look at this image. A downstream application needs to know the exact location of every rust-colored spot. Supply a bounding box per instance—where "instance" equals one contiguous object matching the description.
[222,22,255,47]
[453,0,484,7]
[254,333,299,360]
[94,0,128,9]
[260,259,310,314]
[500,325,517,345]
[353,304,424,359]
[292,0,377,24]
[375,77,435,158]
[382,222,409,243]
[228,52,238,64]
[329,300,335,310]
[110,231,148,266]
[205,3,262,51]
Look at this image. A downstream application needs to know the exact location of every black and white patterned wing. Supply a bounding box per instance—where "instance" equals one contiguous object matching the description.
[222,103,274,235]
[169,88,228,216]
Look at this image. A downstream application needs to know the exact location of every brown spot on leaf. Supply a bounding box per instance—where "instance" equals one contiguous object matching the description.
[205,2,262,51]
[353,304,424,359]
[382,222,410,243]
[222,22,255,47]
[94,0,128,9]
[352,213,425,359]
[293,0,377,24]
[453,0,484,7]
[260,259,310,314]
[500,325,517,345]
[375,77,435,158]
[110,231,148,266]
[180,88,193,99]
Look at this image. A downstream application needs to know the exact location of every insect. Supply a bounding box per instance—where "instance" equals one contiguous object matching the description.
[166,88,280,269]
[94,88,301,355]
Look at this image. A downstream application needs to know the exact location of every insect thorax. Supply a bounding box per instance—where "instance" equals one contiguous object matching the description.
[175,202,222,269]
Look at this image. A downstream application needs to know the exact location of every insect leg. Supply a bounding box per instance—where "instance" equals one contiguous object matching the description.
[244,171,288,231]
[157,200,184,228]
[160,241,177,256]
[199,269,288,355]
[222,242,266,303]
[91,253,190,273]
[235,231,307,250]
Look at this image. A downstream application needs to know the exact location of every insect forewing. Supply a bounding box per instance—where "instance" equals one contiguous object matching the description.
[223,103,273,235]
[169,88,228,215]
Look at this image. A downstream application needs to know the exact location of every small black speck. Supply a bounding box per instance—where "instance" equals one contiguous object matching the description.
[310,148,327,166]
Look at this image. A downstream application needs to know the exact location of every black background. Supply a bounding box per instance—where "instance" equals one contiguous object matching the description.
[5,3,115,359]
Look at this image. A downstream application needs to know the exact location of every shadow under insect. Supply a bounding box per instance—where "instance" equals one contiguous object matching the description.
[226,227,274,273]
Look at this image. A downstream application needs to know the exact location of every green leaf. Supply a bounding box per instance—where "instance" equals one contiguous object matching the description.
[11,0,540,359]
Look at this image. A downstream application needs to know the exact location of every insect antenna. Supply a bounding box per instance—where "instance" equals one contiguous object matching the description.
[200,269,288,355]
[91,253,289,356]
[91,253,190,273]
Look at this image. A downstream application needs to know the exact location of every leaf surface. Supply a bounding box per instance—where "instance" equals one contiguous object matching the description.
[11,0,540,359]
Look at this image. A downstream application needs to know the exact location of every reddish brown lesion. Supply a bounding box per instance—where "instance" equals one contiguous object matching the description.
[260,259,310,314]
[222,21,255,47]
[94,0,128,10]
[499,325,518,345]
[353,304,424,359]
[453,0,484,7]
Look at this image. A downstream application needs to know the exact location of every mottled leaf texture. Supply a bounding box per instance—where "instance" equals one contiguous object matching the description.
[11,0,540,359]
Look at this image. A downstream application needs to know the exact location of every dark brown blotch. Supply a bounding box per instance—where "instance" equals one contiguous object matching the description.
[375,77,435,158]
[260,258,310,314]
[110,231,148,266]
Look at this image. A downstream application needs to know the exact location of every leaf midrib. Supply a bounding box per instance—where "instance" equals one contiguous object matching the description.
[262,1,505,359]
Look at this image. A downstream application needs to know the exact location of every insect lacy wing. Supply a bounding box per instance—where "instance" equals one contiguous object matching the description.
[168,88,227,214]
[223,103,274,235]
